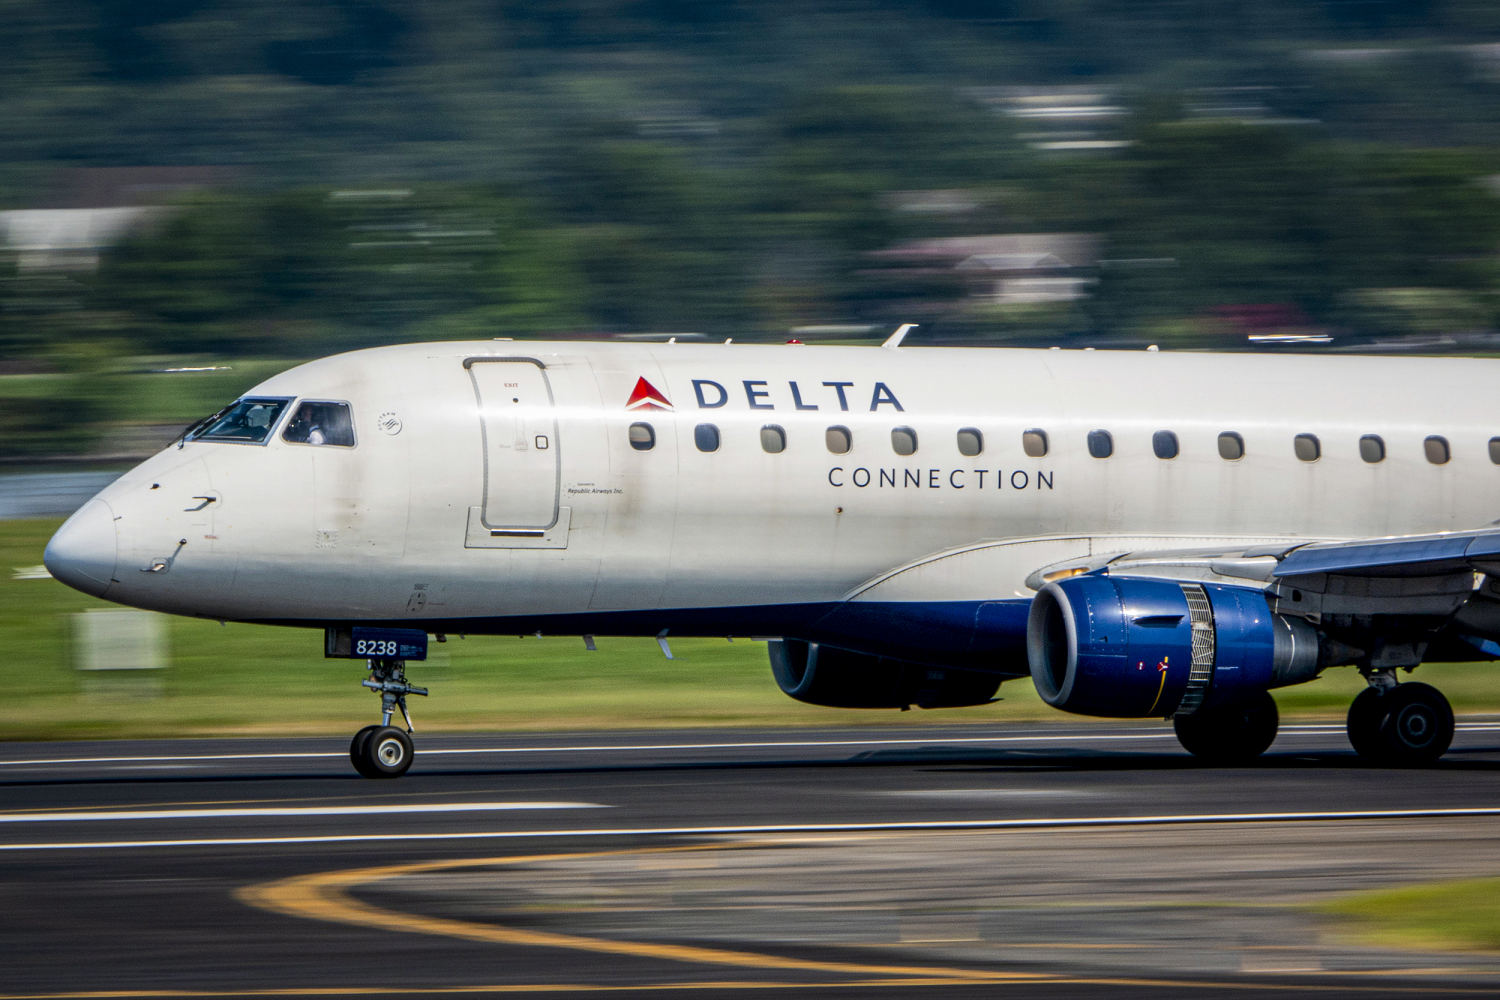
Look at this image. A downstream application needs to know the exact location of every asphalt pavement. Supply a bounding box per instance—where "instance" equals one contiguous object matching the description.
[3,721,1500,998]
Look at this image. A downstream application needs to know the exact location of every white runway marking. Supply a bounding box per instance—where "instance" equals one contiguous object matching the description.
[6,722,1495,768]
[0,802,605,824]
[0,751,358,766]
[3,805,1499,853]
[879,789,1081,800]
[0,734,1167,767]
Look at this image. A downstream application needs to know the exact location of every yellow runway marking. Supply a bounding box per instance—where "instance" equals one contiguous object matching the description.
[226,840,1500,995]
[238,843,1037,983]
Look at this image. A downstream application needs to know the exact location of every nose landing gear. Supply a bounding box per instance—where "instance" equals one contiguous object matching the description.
[350,658,428,778]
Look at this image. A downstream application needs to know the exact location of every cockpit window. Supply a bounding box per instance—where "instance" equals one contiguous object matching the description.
[283,400,356,447]
[185,397,291,444]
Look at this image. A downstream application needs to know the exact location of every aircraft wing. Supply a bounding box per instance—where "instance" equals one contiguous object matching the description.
[1026,528,1500,634]
[1021,528,1500,587]
[1270,530,1500,579]
[787,527,1500,748]
[1016,527,1500,675]
[812,528,1500,681]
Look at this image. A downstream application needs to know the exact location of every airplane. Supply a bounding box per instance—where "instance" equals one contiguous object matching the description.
[42,329,1500,777]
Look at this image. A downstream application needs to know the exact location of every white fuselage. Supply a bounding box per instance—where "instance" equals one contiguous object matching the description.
[44,341,1499,660]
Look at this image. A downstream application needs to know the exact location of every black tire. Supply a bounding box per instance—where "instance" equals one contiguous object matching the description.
[349,724,381,778]
[1174,690,1279,764]
[1373,682,1453,766]
[358,726,414,779]
[1346,686,1385,759]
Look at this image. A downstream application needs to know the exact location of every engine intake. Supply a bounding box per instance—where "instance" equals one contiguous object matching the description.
[769,639,1000,709]
[1026,575,1319,718]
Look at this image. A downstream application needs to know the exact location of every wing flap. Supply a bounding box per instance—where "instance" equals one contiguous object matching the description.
[1019,529,1500,585]
[1273,529,1500,579]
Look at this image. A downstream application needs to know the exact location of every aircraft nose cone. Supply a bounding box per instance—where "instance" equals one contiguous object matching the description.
[44,499,118,598]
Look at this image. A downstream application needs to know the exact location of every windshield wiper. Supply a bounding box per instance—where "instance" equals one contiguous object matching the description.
[176,406,230,449]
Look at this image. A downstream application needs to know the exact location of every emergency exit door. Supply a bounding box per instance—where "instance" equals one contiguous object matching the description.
[467,358,560,530]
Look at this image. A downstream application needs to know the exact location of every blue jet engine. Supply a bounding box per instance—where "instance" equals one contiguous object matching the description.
[1025,575,1320,718]
[769,639,1002,710]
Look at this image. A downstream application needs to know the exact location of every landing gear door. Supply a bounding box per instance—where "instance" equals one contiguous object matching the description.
[467,358,560,533]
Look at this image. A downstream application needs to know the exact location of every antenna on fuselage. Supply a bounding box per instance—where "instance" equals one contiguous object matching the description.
[882,323,917,349]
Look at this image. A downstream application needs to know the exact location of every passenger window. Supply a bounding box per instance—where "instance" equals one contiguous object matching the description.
[283,400,355,447]
[1217,432,1244,461]
[1152,430,1178,460]
[1491,437,1500,465]
[826,426,852,455]
[1424,435,1450,465]
[1022,429,1049,458]
[956,428,983,457]
[891,427,918,456]
[761,424,787,454]
[629,422,655,451]
[1294,434,1320,462]
[1087,429,1113,459]
[1360,435,1385,463]
[694,423,720,453]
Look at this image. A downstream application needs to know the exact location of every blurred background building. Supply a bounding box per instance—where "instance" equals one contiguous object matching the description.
[2,167,235,272]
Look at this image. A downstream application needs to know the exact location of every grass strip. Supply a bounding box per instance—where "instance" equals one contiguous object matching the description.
[6,517,1500,739]
[1317,877,1500,953]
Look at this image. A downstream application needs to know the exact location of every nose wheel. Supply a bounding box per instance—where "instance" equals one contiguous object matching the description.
[351,724,415,778]
[350,658,427,778]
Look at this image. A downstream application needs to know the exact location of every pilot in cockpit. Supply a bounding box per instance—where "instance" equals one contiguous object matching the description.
[283,408,323,445]
[284,411,312,443]
[283,401,352,446]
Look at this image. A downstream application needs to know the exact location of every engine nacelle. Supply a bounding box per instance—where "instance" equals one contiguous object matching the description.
[769,639,1001,709]
[1026,575,1319,718]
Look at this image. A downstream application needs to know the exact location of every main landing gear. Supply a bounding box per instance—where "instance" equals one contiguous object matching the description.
[1172,677,1456,766]
[1346,674,1454,766]
[1172,690,1280,764]
[350,658,428,778]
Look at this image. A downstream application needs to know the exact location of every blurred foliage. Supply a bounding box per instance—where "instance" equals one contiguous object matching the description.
[1337,287,1492,339]
[87,188,598,352]
[4,1,1500,456]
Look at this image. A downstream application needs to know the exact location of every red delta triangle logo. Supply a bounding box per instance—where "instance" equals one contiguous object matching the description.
[625,377,673,412]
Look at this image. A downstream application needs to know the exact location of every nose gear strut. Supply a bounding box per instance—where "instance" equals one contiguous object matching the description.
[363,657,428,732]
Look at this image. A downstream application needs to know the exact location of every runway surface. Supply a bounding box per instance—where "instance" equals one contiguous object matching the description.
[4,720,1500,998]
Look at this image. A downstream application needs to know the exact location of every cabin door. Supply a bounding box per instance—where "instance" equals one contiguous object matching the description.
[467,358,560,531]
